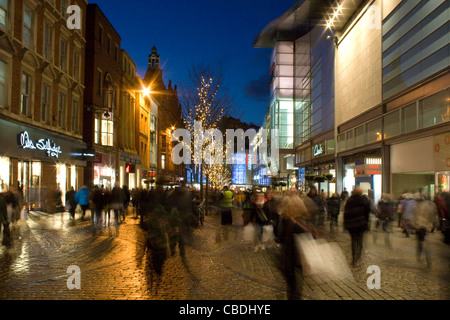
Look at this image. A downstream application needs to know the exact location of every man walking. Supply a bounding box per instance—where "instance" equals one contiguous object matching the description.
[344,187,371,267]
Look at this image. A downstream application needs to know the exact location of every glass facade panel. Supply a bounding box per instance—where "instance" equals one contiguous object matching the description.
[366,118,382,144]
[382,0,450,100]
[401,103,417,134]
[419,89,449,129]
[355,125,365,147]
[384,110,401,139]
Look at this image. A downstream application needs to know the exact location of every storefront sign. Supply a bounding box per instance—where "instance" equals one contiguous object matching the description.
[19,131,62,158]
[313,144,324,157]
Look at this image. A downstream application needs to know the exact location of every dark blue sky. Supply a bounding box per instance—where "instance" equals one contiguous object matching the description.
[91,0,295,127]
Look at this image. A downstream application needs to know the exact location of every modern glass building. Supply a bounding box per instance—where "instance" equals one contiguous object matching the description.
[255,0,450,198]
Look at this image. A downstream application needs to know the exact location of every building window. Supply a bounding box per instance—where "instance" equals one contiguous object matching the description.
[60,39,67,72]
[0,60,6,108]
[161,154,166,170]
[107,36,111,54]
[0,0,8,30]
[60,0,68,15]
[41,84,51,123]
[44,23,53,61]
[73,51,80,80]
[21,73,32,117]
[94,115,100,144]
[161,134,166,150]
[58,92,66,129]
[97,70,102,96]
[98,25,103,46]
[101,118,113,146]
[72,100,79,133]
[23,7,33,48]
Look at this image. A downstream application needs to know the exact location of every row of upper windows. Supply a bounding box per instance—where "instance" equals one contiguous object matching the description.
[0,1,83,80]
[0,60,81,134]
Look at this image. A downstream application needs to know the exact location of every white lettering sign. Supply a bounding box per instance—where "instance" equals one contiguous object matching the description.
[313,144,324,157]
[19,131,62,158]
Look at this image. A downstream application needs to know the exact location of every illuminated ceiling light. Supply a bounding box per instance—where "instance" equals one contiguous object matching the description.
[337,4,343,12]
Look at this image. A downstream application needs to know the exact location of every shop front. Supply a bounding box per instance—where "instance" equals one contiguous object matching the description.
[390,132,450,199]
[0,118,87,212]
[341,152,382,204]
[94,153,116,190]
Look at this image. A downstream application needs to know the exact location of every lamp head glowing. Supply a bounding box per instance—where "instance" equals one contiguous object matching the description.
[142,86,151,98]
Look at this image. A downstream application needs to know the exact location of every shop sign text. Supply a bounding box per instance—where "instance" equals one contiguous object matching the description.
[19,131,62,159]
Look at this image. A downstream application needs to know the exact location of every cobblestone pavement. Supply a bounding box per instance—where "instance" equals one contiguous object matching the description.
[0,207,449,300]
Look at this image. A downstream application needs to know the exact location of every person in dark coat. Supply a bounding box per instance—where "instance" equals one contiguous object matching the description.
[376,193,397,247]
[327,193,341,232]
[65,187,77,220]
[122,185,130,218]
[89,186,104,227]
[307,186,326,227]
[344,187,371,267]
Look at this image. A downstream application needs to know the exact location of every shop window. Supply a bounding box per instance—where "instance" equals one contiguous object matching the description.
[384,110,400,139]
[419,90,449,129]
[0,60,6,108]
[401,103,417,134]
[0,0,8,30]
[0,156,9,192]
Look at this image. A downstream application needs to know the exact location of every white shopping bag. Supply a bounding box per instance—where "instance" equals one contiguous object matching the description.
[243,223,256,243]
[294,233,354,282]
[261,225,275,243]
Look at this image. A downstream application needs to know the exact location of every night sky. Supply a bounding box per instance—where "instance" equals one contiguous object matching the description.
[91,0,295,127]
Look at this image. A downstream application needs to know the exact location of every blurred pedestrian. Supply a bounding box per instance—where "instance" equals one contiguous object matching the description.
[131,188,141,219]
[89,186,103,227]
[376,193,397,247]
[241,191,252,226]
[103,187,112,226]
[250,191,268,252]
[219,186,233,225]
[412,197,437,268]
[278,193,311,300]
[344,187,371,267]
[340,188,349,212]
[55,183,63,212]
[167,183,194,259]
[122,185,130,218]
[307,186,326,228]
[401,193,417,237]
[0,192,10,246]
[75,185,90,220]
[111,183,125,225]
[327,193,341,233]
[66,187,76,220]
